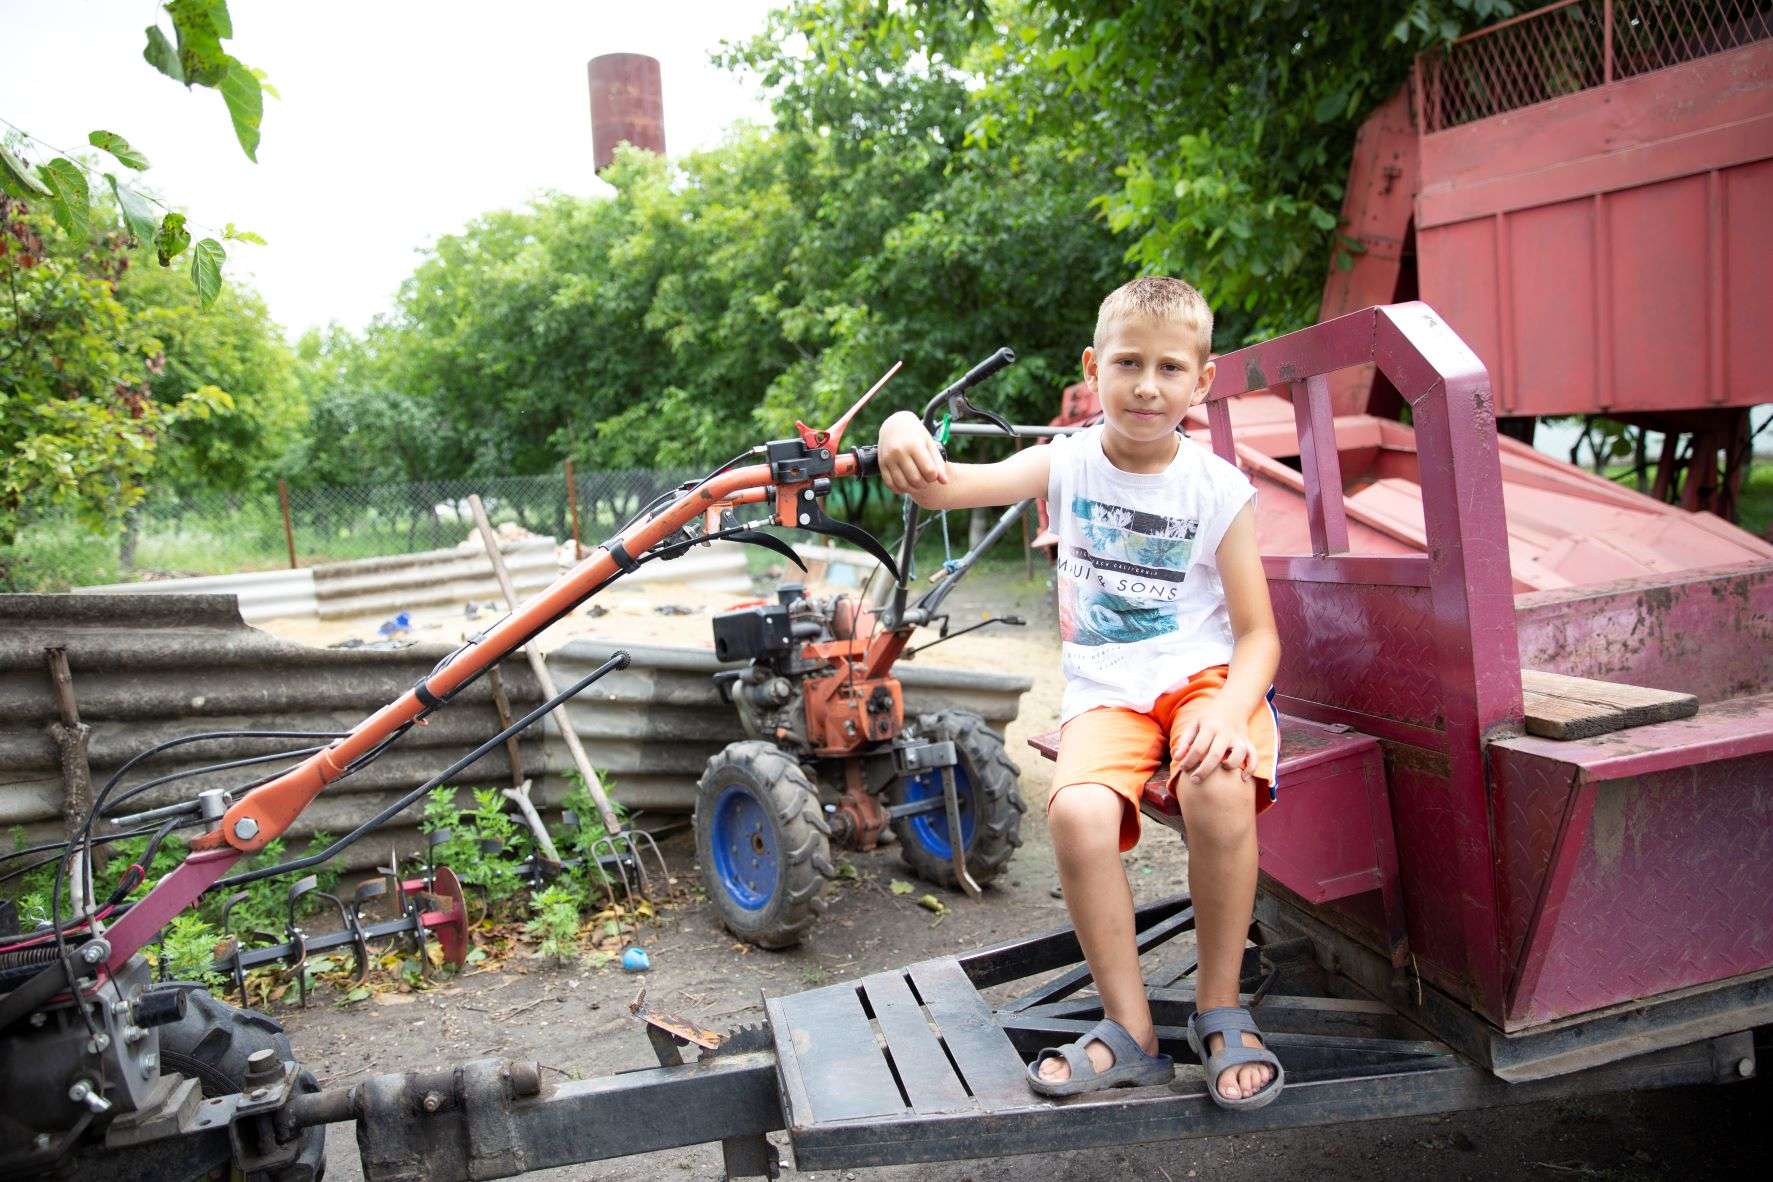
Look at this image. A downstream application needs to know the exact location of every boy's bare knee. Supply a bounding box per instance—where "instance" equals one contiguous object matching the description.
[1176,766,1254,843]
[1048,783,1124,854]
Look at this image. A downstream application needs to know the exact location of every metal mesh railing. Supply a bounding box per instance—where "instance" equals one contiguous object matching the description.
[1417,0,1773,131]
[282,468,701,566]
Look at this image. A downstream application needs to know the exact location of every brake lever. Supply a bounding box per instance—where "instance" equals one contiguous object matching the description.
[794,491,901,583]
[921,347,1018,437]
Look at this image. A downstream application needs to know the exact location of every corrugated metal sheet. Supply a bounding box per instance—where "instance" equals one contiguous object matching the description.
[76,567,318,623]
[1,596,1034,875]
[309,538,558,620]
[0,594,541,872]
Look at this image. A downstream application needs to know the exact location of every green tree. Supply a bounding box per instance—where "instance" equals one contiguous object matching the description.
[283,325,446,487]
[120,257,303,495]
[932,0,1514,340]
[0,196,227,581]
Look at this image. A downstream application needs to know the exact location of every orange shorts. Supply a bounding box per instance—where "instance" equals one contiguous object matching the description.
[1048,665,1280,852]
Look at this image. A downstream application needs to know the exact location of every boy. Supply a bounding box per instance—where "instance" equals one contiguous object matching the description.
[876,277,1284,1108]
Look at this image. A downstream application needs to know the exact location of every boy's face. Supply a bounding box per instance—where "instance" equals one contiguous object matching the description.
[1082,314,1215,446]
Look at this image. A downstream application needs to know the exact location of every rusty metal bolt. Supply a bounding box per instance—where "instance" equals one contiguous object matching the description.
[421,1090,445,1113]
[244,1048,279,1081]
[505,1061,543,1098]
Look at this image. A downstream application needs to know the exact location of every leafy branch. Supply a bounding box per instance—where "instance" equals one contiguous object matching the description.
[0,0,270,308]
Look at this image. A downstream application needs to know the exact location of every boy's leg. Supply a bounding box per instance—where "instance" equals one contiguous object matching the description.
[1037,709,1164,1083]
[1177,763,1271,1100]
[1168,683,1281,1101]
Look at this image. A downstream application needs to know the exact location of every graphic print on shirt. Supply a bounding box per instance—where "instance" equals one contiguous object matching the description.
[1056,496,1199,646]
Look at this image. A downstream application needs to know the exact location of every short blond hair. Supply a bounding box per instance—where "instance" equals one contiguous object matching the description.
[1093,276,1213,360]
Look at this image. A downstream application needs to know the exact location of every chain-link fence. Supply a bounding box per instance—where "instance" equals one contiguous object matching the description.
[4,465,704,591]
[1416,0,1773,132]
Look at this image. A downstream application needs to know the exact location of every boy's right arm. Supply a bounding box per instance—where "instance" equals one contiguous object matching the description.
[876,410,1050,510]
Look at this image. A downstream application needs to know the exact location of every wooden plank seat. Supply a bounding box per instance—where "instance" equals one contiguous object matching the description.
[1517,669,1697,740]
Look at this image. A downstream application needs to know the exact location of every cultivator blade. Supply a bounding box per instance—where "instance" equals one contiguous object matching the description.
[209,861,472,1006]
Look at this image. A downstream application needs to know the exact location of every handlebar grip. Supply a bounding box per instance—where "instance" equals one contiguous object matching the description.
[946,347,1016,398]
[924,347,1018,427]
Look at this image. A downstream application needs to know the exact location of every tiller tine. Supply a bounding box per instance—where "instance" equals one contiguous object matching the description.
[206,863,474,998]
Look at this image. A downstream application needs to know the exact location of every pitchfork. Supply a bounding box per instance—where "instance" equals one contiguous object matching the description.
[468,496,667,899]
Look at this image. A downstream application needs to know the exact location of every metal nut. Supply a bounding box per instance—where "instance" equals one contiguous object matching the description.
[79,940,108,964]
[68,1081,92,1102]
[142,1053,158,1069]
[1739,1057,1755,1078]
[234,817,260,841]
[86,1033,111,1053]
[33,1133,50,1151]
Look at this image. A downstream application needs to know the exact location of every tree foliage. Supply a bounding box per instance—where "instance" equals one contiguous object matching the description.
[0,197,228,559]
[1,0,269,308]
[305,0,1516,480]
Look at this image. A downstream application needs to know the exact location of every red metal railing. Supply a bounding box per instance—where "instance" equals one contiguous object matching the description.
[1416,0,1773,131]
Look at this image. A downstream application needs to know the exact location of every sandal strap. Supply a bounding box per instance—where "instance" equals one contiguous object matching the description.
[1190,1005,1265,1043]
[1035,1040,1099,1082]
[1080,1017,1145,1066]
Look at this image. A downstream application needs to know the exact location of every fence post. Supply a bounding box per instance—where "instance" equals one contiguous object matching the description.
[565,458,584,560]
[278,479,298,569]
[1602,0,1614,84]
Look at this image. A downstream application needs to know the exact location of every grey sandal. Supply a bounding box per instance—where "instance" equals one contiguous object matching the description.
[1025,1016,1175,1097]
[1186,1005,1285,1110]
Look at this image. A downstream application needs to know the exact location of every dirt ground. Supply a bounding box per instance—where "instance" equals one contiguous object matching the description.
[259,567,1764,1181]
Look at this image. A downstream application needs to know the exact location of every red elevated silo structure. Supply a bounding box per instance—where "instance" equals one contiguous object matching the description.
[588,52,665,173]
[1323,0,1773,517]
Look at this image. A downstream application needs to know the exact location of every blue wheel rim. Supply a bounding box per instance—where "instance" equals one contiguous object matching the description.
[709,784,778,911]
[900,763,976,861]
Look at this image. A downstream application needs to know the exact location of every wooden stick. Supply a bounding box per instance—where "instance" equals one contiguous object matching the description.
[467,496,624,837]
[486,663,562,864]
[45,647,101,910]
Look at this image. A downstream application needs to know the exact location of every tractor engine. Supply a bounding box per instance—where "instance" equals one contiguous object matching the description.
[711,584,901,757]
[711,585,831,752]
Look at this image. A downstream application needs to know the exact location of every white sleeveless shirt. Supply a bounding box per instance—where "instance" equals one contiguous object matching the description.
[1046,424,1257,723]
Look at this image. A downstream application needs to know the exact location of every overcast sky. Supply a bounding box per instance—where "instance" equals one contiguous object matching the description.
[2,1,780,339]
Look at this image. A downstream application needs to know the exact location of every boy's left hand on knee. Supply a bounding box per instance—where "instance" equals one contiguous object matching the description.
[1175,706,1254,783]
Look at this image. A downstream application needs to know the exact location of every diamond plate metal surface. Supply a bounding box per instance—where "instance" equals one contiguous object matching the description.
[1510,752,1773,1026]
[1490,747,1581,972]
[1271,581,1445,731]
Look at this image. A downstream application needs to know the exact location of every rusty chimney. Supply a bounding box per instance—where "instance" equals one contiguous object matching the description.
[588,53,665,172]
